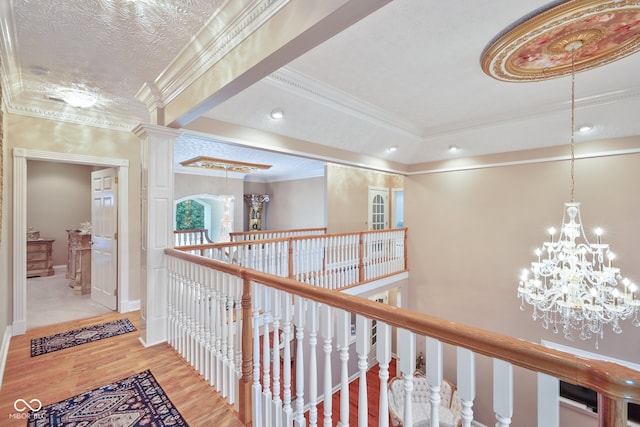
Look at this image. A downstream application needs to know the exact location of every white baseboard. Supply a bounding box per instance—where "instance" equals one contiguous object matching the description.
[0,326,13,390]
[120,299,140,313]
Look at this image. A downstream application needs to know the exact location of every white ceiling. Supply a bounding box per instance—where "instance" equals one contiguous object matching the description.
[3,0,640,179]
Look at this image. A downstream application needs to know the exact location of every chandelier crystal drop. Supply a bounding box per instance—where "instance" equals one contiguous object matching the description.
[517,43,639,347]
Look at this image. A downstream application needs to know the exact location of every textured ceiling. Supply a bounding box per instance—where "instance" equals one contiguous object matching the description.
[3,0,640,178]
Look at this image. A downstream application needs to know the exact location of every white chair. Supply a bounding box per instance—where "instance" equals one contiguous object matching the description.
[388,372,462,427]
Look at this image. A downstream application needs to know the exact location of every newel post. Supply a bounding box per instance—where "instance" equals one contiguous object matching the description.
[238,275,253,425]
[598,394,627,427]
[403,229,408,271]
[288,237,294,279]
[358,232,365,282]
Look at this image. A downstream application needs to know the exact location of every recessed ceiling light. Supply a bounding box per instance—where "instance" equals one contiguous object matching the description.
[448,145,460,153]
[577,123,593,133]
[386,145,397,153]
[270,108,284,120]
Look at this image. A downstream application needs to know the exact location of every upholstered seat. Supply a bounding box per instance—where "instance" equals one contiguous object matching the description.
[388,373,462,427]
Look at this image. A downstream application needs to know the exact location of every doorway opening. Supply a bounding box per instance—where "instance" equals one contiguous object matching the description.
[13,149,130,335]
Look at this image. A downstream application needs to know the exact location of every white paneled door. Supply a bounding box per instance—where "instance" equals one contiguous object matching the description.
[91,168,118,310]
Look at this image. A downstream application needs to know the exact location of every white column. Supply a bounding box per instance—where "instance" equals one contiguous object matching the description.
[320,304,334,427]
[134,124,181,346]
[457,347,476,427]
[336,309,351,427]
[493,359,513,427]
[377,322,392,427]
[356,315,370,427]
[426,337,443,427]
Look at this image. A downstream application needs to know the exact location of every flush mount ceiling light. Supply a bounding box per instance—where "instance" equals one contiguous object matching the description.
[270,108,284,120]
[482,0,640,346]
[58,88,97,108]
[386,145,398,153]
[448,145,460,153]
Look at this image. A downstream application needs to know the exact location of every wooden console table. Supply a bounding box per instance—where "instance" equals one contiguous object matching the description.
[26,239,55,278]
[66,230,92,295]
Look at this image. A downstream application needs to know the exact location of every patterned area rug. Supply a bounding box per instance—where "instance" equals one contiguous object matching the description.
[31,318,136,357]
[27,370,188,426]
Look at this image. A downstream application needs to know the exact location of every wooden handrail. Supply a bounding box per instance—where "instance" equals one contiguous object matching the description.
[229,227,327,239]
[166,247,640,405]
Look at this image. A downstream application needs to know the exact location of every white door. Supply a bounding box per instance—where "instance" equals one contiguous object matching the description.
[91,168,118,310]
[368,187,389,230]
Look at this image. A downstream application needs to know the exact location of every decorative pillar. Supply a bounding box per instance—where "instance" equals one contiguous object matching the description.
[244,194,269,231]
[134,124,181,347]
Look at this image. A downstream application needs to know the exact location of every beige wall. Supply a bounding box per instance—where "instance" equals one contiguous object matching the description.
[265,176,326,230]
[326,163,404,233]
[27,161,93,266]
[1,113,142,325]
[405,148,640,426]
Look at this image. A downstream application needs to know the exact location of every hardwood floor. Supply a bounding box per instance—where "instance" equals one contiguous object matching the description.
[1,311,399,426]
[0,311,244,427]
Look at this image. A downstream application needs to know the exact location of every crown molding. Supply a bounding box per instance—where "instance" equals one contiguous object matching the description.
[6,98,140,132]
[139,0,291,110]
[267,67,422,139]
[0,0,23,108]
[422,86,640,139]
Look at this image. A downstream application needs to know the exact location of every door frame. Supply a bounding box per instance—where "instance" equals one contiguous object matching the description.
[13,148,130,335]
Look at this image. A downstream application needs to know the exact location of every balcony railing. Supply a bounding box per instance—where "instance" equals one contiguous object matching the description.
[229,227,327,242]
[176,228,408,291]
[164,231,640,427]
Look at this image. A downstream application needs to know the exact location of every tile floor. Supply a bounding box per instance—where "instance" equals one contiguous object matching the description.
[27,266,113,329]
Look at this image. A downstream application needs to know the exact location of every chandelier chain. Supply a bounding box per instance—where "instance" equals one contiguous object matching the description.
[570,53,576,204]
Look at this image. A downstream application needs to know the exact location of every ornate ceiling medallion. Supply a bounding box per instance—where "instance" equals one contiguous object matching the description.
[180,156,272,174]
[481,0,640,82]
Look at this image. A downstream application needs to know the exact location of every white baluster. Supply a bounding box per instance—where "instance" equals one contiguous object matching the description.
[356,315,370,427]
[272,289,283,427]
[537,373,559,427]
[398,329,416,427]
[493,359,513,427]
[282,292,294,416]
[426,337,443,427]
[252,283,262,427]
[377,322,391,427]
[320,304,334,427]
[263,287,272,425]
[294,296,306,426]
[308,301,319,427]
[457,347,476,427]
[227,280,236,403]
[336,309,351,427]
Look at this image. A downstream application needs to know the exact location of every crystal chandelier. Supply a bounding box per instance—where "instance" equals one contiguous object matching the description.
[517,47,639,347]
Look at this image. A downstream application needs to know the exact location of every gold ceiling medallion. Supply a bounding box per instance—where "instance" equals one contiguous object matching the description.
[180,156,272,174]
[481,0,640,82]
